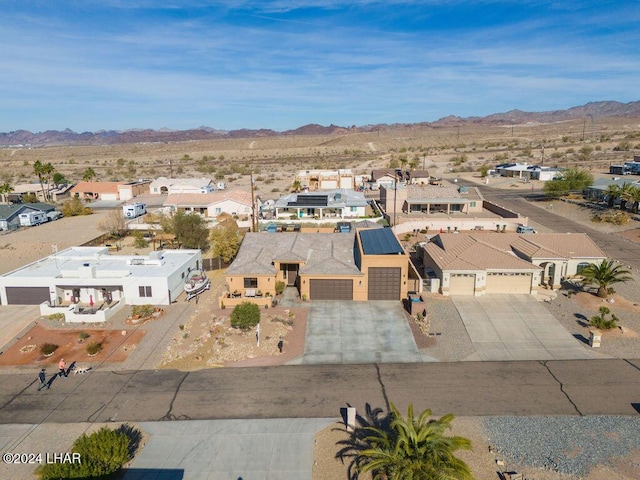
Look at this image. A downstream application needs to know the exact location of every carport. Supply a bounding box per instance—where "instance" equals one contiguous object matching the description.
[452,295,601,361]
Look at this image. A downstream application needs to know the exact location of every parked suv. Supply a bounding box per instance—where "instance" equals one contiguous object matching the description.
[516,225,537,234]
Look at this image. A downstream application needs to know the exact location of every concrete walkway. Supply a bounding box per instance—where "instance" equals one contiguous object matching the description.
[299,301,427,364]
[452,295,601,361]
[124,418,335,480]
[0,306,39,356]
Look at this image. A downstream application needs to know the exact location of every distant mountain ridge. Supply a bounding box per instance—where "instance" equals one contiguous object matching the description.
[2,100,639,146]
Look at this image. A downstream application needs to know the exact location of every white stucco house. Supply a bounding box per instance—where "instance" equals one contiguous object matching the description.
[273,189,368,219]
[0,247,202,307]
[163,190,257,219]
[150,177,215,195]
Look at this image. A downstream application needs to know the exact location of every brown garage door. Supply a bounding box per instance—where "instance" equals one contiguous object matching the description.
[5,286,50,305]
[309,279,353,300]
[486,273,532,294]
[368,267,401,300]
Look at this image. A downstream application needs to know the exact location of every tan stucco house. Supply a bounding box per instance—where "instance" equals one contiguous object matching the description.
[221,227,419,307]
[421,232,607,296]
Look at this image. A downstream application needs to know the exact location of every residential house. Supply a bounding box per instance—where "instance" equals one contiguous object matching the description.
[2,183,74,203]
[164,190,256,219]
[273,189,367,219]
[150,177,215,195]
[118,180,151,200]
[380,183,483,220]
[495,163,560,181]
[222,227,418,306]
[0,246,202,306]
[421,232,606,296]
[295,169,355,190]
[583,178,640,202]
[71,181,122,201]
[0,203,58,231]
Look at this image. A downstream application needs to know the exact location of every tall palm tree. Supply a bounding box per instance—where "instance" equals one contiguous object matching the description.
[32,160,47,201]
[82,167,97,182]
[41,162,55,201]
[618,183,634,211]
[341,403,474,480]
[624,186,640,214]
[580,259,633,298]
[0,182,13,202]
[604,184,620,208]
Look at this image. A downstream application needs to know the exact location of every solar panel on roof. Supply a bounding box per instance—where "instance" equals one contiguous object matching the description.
[287,194,328,207]
[360,228,404,255]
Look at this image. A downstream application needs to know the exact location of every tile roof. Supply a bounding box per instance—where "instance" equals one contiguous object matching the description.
[70,181,121,194]
[150,177,213,188]
[164,190,253,208]
[424,232,605,271]
[227,232,362,276]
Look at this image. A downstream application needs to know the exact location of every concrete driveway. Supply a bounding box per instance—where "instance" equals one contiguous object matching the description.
[0,306,39,355]
[299,301,429,364]
[452,295,602,361]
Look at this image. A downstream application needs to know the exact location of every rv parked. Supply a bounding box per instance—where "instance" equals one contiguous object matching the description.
[123,202,147,219]
[19,211,47,226]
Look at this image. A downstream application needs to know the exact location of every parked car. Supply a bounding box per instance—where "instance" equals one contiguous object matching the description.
[516,225,537,234]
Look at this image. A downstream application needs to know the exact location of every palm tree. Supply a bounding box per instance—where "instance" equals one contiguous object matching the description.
[580,259,633,298]
[618,183,634,211]
[604,184,620,208]
[41,162,55,201]
[628,186,640,214]
[340,403,474,480]
[32,160,47,201]
[291,179,302,193]
[82,167,97,182]
[0,182,13,202]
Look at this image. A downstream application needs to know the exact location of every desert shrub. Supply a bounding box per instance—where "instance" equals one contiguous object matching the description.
[48,313,65,321]
[86,341,103,355]
[40,343,58,356]
[230,301,260,330]
[131,304,154,318]
[591,211,630,225]
[78,331,90,341]
[590,306,619,330]
[61,197,93,217]
[133,231,149,248]
[275,280,285,295]
[36,425,137,480]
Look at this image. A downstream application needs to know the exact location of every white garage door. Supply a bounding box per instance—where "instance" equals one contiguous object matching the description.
[449,274,475,295]
[486,273,532,294]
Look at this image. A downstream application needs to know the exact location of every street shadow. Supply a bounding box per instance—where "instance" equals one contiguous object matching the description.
[573,334,589,345]
[632,403,640,414]
[118,468,184,479]
[116,424,143,460]
[335,403,393,480]
[574,313,589,328]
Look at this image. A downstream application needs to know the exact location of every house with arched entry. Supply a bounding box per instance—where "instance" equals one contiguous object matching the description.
[420,232,606,296]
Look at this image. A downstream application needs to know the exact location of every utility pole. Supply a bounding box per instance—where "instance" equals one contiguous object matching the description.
[250,169,257,233]
[393,173,398,228]
[168,159,173,178]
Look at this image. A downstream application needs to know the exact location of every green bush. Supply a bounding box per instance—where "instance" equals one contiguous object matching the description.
[133,231,149,248]
[132,304,154,318]
[40,343,58,356]
[78,331,90,341]
[48,313,65,321]
[230,301,261,330]
[37,425,137,480]
[86,341,103,356]
[590,306,619,330]
[275,281,285,295]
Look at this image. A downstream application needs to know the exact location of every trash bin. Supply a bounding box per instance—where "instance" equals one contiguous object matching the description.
[589,329,602,348]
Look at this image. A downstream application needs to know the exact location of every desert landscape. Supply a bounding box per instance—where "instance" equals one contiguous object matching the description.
[2,115,640,480]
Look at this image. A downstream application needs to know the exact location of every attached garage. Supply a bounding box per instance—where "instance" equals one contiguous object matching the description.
[449,274,475,295]
[368,267,401,300]
[309,279,353,300]
[5,286,50,305]
[486,273,532,294]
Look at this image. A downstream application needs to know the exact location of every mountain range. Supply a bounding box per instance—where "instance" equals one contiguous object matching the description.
[2,100,639,147]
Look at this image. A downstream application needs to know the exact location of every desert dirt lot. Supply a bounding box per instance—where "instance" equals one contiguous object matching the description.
[2,120,640,480]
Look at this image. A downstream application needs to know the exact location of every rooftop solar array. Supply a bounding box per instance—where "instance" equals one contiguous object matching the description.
[287,194,328,207]
[360,228,404,255]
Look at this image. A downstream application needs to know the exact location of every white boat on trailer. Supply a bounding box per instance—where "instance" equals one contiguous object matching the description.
[184,269,210,300]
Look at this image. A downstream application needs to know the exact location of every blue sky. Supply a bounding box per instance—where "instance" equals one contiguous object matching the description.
[2,0,639,132]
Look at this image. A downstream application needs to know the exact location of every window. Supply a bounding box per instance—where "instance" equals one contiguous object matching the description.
[243,277,258,288]
[576,262,590,275]
[470,202,476,207]
[139,286,152,297]
[215,207,221,214]
[350,206,358,212]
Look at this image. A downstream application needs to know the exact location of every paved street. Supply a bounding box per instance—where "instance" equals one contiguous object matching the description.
[1,360,639,425]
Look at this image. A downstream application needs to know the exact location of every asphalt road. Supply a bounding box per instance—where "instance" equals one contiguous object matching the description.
[459,181,640,272]
[1,359,639,424]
